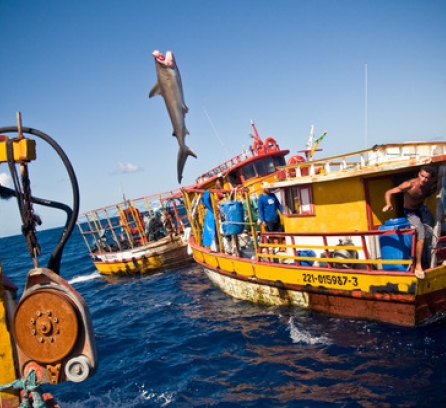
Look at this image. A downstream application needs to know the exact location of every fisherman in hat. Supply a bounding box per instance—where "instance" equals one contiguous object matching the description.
[258,181,283,234]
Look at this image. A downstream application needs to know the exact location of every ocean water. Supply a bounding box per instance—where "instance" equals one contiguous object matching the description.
[2,227,446,407]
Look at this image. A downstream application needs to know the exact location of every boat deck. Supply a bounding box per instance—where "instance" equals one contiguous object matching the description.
[278,142,446,184]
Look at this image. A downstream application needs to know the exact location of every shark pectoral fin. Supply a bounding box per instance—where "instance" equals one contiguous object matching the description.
[177,145,198,184]
[182,104,189,114]
[149,81,161,98]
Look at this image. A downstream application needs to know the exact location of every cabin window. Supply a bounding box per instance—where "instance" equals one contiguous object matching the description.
[240,156,287,182]
[228,170,242,187]
[255,160,267,176]
[284,185,314,215]
[273,156,286,167]
[242,163,257,181]
[265,158,276,172]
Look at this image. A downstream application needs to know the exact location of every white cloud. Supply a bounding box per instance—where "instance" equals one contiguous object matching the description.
[117,162,141,173]
[0,172,12,188]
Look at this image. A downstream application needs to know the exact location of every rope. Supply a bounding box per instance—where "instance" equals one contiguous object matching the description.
[6,138,41,264]
[0,369,47,408]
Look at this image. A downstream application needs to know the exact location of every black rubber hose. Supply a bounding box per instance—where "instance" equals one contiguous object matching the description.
[0,126,80,275]
[0,185,73,220]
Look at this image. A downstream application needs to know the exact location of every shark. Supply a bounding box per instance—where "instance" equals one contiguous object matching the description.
[149,50,197,184]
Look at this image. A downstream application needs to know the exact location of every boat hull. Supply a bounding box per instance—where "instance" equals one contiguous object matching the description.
[181,140,446,327]
[0,273,20,406]
[192,244,446,327]
[92,236,194,275]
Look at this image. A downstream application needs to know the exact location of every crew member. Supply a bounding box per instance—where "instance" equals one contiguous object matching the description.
[258,182,284,256]
[148,211,165,241]
[383,165,437,279]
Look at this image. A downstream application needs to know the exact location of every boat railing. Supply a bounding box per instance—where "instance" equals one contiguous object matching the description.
[182,186,421,273]
[77,189,188,255]
[282,141,446,180]
[254,229,417,272]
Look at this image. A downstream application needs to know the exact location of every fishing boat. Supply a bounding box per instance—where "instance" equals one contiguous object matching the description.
[182,132,446,327]
[78,190,194,275]
[193,120,290,190]
[0,114,97,407]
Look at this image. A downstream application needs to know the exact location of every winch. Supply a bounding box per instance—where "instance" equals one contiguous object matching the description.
[0,113,97,407]
[13,268,97,384]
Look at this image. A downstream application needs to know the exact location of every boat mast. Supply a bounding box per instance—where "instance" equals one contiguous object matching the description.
[365,62,368,149]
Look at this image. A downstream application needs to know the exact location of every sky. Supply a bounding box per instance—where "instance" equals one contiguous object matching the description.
[0,0,445,237]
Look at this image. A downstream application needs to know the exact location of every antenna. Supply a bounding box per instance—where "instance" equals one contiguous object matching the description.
[365,63,368,149]
[120,182,126,202]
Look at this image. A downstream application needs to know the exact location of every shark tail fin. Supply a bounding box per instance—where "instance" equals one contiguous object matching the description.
[177,145,197,184]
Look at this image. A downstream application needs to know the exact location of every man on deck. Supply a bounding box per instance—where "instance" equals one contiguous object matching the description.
[258,182,283,234]
[383,165,437,279]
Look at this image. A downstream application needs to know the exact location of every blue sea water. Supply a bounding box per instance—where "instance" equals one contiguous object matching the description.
[2,227,446,407]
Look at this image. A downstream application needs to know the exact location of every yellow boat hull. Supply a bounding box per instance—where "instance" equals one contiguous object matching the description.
[93,237,194,275]
[0,273,20,407]
[191,241,446,327]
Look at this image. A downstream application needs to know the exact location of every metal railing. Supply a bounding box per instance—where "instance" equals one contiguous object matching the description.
[182,186,419,273]
[282,142,446,180]
[78,189,188,255]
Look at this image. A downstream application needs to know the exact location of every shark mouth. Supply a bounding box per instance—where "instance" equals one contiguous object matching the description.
[152,50,174,67]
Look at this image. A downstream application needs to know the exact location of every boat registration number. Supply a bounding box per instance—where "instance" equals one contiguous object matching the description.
[303,273,358,287]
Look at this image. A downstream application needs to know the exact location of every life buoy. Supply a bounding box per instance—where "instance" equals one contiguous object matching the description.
[252,139,266,155]
[287,155,307,177]
[264,137,279,152]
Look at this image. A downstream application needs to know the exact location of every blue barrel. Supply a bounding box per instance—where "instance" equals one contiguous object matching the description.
[379,218,412,271]
[297,250,316,266]
[220,201,244,236]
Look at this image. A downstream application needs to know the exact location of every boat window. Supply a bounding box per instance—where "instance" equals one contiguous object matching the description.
[228,170,242,187]
[264,158,276,173]
[242,163,257,181]
[284,185,314,215]
[273,156,286,167]
[255,160,267,176]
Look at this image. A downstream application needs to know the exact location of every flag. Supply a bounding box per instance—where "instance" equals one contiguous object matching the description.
[309,131,327,158]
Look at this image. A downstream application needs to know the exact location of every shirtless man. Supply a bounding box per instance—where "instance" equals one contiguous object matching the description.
[383,166,437,279]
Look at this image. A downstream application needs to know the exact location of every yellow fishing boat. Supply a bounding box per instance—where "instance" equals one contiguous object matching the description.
[183,136,446,326]
[78,190,194,275]
[0,114,97,407]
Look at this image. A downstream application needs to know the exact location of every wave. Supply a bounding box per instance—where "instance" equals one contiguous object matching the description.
[68,271,101,285]
[288,316,331,345]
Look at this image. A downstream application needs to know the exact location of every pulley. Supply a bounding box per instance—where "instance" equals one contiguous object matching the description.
[13,289,79,364]
[12,268,97,384]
